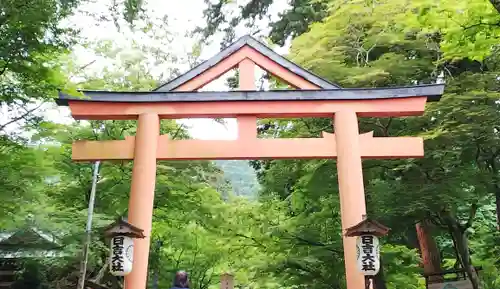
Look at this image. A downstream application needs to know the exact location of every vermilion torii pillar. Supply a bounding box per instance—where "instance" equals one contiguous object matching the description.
[57,35,443,289]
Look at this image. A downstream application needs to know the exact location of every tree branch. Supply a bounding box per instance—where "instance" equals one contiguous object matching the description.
[489,154,498,174]
[363,163,397,171]
[171,124,186,140]
[234,233,267,248]
[429,211,448,230]
[0,59,10,76]
[174,248,185,269]
[462,203,478,231]
[448,231,465,269]
[91,262,108,282]
[282,231,341,254]
[0,102,44,131]
[283,259,325,279]
[90,122,100,141]
[462,19,500,30]
[474,140,482,170]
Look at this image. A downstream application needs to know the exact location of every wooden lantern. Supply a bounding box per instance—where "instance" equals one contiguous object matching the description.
[103,218,145,276]
[345,217,390,276]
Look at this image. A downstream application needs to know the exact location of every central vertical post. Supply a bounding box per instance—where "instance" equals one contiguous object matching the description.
[124,113,160,289]
[237,58,257,140]
[334,110,367,289]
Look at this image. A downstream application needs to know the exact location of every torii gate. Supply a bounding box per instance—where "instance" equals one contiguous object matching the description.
[57,35,443,289]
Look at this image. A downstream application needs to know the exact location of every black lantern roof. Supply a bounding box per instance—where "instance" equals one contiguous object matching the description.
[103,217,145,239]
[345,217,390,237]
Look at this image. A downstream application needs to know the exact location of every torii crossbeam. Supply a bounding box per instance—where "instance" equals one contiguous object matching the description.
[57,35,444,289]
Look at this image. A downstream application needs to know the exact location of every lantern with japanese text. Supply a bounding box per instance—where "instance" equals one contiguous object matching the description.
[103,218,145,276]
[355,234,380,275]
[345,216,390,277]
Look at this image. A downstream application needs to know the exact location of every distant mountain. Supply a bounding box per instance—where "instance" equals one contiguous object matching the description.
[214,160,260,200]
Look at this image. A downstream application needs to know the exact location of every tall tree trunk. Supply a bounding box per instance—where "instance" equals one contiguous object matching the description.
[451,228,481,289]
[416,220,443,283]
[489,154,500,229]
[494,183,500,229]
[442,208,481,289]
[489,0,500,14]
[373,256,387,289]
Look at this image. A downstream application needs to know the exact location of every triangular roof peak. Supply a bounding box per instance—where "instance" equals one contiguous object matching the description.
[344,217,390,237]
[154,34,341,92]
[0,227,61,248]
[103,217,145,238]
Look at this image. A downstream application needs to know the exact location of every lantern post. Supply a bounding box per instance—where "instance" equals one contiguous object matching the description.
[221,272,234,289]
[345,216,390,289]
[103,218,146,277]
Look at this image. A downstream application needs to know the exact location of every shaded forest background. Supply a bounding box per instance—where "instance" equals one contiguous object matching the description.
[0,0,499,289]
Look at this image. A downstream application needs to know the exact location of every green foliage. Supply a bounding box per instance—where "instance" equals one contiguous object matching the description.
[11,260,48,289]
[198,0,329,47]
[0,0,146,105]
[0,0,79,104]
[403,0,500,61]
[0,136,56,225]
[381,245,424,289]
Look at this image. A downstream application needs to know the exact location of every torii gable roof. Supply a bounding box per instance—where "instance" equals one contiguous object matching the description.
[0,227,60,248]
[55,34,445,106]
[154,35,341,91]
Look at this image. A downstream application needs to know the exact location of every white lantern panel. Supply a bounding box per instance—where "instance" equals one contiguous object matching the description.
[356,234,380,276]
[110,235,134,276]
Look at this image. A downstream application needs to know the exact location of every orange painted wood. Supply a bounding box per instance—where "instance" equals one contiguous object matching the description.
[71,133,423,161]
[237,58,258,140]
[416,220,443,282]
[237,116,258,140]
[174,47,251,91]
[334,111,366,289]
[244,47,320,89]
[72,139,135,158]
[172,45,320,91]
[238,58,256,90]
[124,113,159,289]
[67,96,427,120]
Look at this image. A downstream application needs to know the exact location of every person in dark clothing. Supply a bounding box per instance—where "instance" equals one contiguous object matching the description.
[171,270,190,289]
